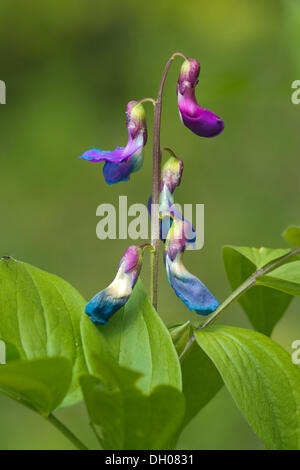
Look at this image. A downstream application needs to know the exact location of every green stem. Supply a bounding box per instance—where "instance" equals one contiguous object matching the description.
[179,245,300,361]
[171,52,189,60]
[47,413,89,450]
[135,97,156,107]
[151,52,187,310]
[161,147,181,160]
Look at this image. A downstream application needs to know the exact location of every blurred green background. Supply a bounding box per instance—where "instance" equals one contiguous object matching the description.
[0,0,299,450]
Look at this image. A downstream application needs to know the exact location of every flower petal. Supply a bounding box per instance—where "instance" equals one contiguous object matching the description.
[85,245,143,325]
[79,147,128,163]
[103,149,144,184]
[78,100,147,183]
[85,289,129,325]
[165,253,219,315]
[177,58,224,138]
[178,96,224,138]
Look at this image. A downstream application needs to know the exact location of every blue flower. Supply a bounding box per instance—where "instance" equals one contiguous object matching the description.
[79,101,147,184]
[164,216,219,315]
[85,246,143,325]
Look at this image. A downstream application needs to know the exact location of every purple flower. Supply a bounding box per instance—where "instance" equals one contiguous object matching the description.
[177,58,224,138]
[164,216,219,316]
[85,245,143,325]
[79,101,147,184]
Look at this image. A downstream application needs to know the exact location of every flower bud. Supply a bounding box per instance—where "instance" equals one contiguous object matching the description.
[161,156,183,195]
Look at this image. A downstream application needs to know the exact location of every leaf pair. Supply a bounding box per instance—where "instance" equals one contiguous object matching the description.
[194,326,300,450]
[0,256,88,407]
[80,362,185,450]
[79,280,186,449]
[0,357,72,416]
[80,280,181,393]
[170,322,300,450]
[1,251,300,450]
[223,243,300,336]
[0,258,185,449]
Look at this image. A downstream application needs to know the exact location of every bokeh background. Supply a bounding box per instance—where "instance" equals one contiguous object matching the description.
[0,0,300,450]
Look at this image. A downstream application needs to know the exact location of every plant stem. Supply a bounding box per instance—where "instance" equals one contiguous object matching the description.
[47,413,89,450]
[161,147,180,159]
[151,52,186,309]
[179,245,300,361]
[135,97,156,107]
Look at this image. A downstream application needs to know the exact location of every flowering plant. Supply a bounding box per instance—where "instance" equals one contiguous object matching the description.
[0,53,300,451]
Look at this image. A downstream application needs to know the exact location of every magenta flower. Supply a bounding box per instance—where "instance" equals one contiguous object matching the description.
[177,58,224,138]
[79,101,147,184]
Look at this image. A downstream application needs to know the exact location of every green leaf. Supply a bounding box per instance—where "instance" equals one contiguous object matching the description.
[81,280,182,393]
[257,260,300,296]
[195,326,300,450]
[167,323,223,447]
[283,226,300,247]
[0,357,72,416]
[180,342,223,428]
[0,257,88,407]
[223,246,291,268]
[168,321,223,430]
[168,321,192,356]
[80,362,185,450]
[223,246,293,335]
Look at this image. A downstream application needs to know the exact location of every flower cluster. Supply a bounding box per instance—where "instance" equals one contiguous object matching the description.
[80,55,223,324]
